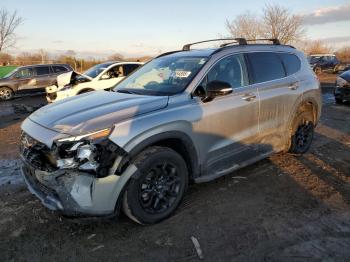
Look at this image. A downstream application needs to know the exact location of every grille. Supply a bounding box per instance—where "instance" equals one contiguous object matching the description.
[20,132,56,171]
[22,163,56,196]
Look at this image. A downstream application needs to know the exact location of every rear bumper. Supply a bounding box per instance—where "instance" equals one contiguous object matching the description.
[334,86,350,101]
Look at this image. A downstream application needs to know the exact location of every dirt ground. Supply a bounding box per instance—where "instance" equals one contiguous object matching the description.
[0,75,349,261]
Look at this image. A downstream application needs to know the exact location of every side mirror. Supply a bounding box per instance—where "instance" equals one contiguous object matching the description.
[206,80,233,99]
[101,74,110,80]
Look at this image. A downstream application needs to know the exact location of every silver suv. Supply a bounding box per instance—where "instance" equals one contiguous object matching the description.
[20,38,321,224]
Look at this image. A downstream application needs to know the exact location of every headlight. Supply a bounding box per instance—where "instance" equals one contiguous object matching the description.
[54,128,112,171]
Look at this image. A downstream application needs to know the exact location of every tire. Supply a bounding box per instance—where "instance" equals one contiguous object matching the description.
[288,111,314,154]
[123,146,188,224]
[0,86,14,101]
[78,88,94,94]
[335,98,343,104]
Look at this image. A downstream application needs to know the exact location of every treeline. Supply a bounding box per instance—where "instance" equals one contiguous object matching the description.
[0,51,153,72]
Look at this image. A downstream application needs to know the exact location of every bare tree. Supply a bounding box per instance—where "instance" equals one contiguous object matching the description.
[226,4,305,44]
[38,49,48,63]
[335,47,350,63]
[0,8,23,52]
[225,12,261,40]
[108,53,125,61]
[301,40,333,55]
[261,4,305,44]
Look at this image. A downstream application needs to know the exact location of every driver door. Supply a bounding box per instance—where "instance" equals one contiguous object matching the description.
[191,54,260,179]
[98,65,124,91]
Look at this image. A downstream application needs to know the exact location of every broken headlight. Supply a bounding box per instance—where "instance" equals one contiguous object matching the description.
[53,128,112,172]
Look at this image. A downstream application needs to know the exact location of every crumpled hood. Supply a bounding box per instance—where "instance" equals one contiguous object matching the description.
[57,71,92,87]
[46,71,93,94]
[29,91,169,135]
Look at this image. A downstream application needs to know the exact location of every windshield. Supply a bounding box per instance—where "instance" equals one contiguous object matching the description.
[84,63,111,78]
[308,56,322,63]
[114,55,208,95]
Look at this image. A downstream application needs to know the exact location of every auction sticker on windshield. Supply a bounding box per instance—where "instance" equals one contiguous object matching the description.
[175,70,191,78]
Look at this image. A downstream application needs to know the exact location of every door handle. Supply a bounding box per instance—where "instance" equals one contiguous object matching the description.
[289,82,299,90]
[241,93,256,101]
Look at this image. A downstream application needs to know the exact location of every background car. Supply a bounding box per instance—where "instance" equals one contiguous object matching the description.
[0,64,73,100]
[46,61,143,102]
[334,70,350,103]
[308,54,340,74]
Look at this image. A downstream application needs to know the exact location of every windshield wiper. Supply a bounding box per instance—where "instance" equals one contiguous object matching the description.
[117,89,134,94]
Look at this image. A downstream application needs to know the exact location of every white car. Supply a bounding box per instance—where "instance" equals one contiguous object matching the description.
[46,61,143,102]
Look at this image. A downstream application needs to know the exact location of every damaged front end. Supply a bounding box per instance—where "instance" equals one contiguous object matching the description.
[46,71,92,103]
[20,128,133,217]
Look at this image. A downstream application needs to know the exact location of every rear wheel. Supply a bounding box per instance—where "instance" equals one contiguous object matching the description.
[123,146,188,224]
[335,98,344,104]
[288,111,314,154]
[0,87,14,101]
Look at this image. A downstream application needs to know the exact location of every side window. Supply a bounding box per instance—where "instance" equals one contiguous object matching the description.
[201,54,248,89]
[35,66,50,76]
[247,52,286,83]
[102,65,123,79]
[279,53,301,76]
[123,64,140,76]
[16,68,34,79]
[52,66,68,73]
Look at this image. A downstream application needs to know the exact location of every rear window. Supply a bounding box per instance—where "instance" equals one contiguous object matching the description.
[279,53,301,75]
[52,65,68,73]
[123,64,141,76]
[247,52,286,83]
[36,66,50,75]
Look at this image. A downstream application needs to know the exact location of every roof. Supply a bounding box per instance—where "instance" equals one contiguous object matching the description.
[309,54,336,57]
[18,63,71,69]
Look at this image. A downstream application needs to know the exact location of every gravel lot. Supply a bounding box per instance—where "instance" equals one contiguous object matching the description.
[0,77,349,261]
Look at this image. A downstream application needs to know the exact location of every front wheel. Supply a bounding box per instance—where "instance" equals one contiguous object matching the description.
[123,146,188,224]
[288,111,314,154]
[0,87,14,101]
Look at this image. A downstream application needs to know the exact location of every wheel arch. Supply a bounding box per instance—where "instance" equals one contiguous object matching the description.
[77,88,95,94]
[0,85,14,91]
[119,131,200,180]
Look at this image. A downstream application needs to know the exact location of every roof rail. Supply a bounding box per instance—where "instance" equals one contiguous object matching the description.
[182,38,247,51]
[182,38,282,51]
[220,38,281,48]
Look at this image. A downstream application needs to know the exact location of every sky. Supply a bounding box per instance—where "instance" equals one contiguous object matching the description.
[1,0,350,58]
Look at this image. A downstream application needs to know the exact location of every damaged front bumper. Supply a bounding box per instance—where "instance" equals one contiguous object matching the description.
[21,156,138,218]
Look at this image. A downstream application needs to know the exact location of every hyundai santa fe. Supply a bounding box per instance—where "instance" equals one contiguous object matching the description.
[20,38,321,224]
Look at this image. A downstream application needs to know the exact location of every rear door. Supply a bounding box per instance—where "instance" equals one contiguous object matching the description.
[192,54,260,179]
[34,66,53,90]
[15,67,37,92]
[247,51,302,152]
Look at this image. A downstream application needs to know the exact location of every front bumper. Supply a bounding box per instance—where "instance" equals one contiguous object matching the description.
[20,156,136,218]
[334,86,350,101]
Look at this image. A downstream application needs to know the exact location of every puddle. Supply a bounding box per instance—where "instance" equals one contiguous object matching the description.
[0,159,24,186]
